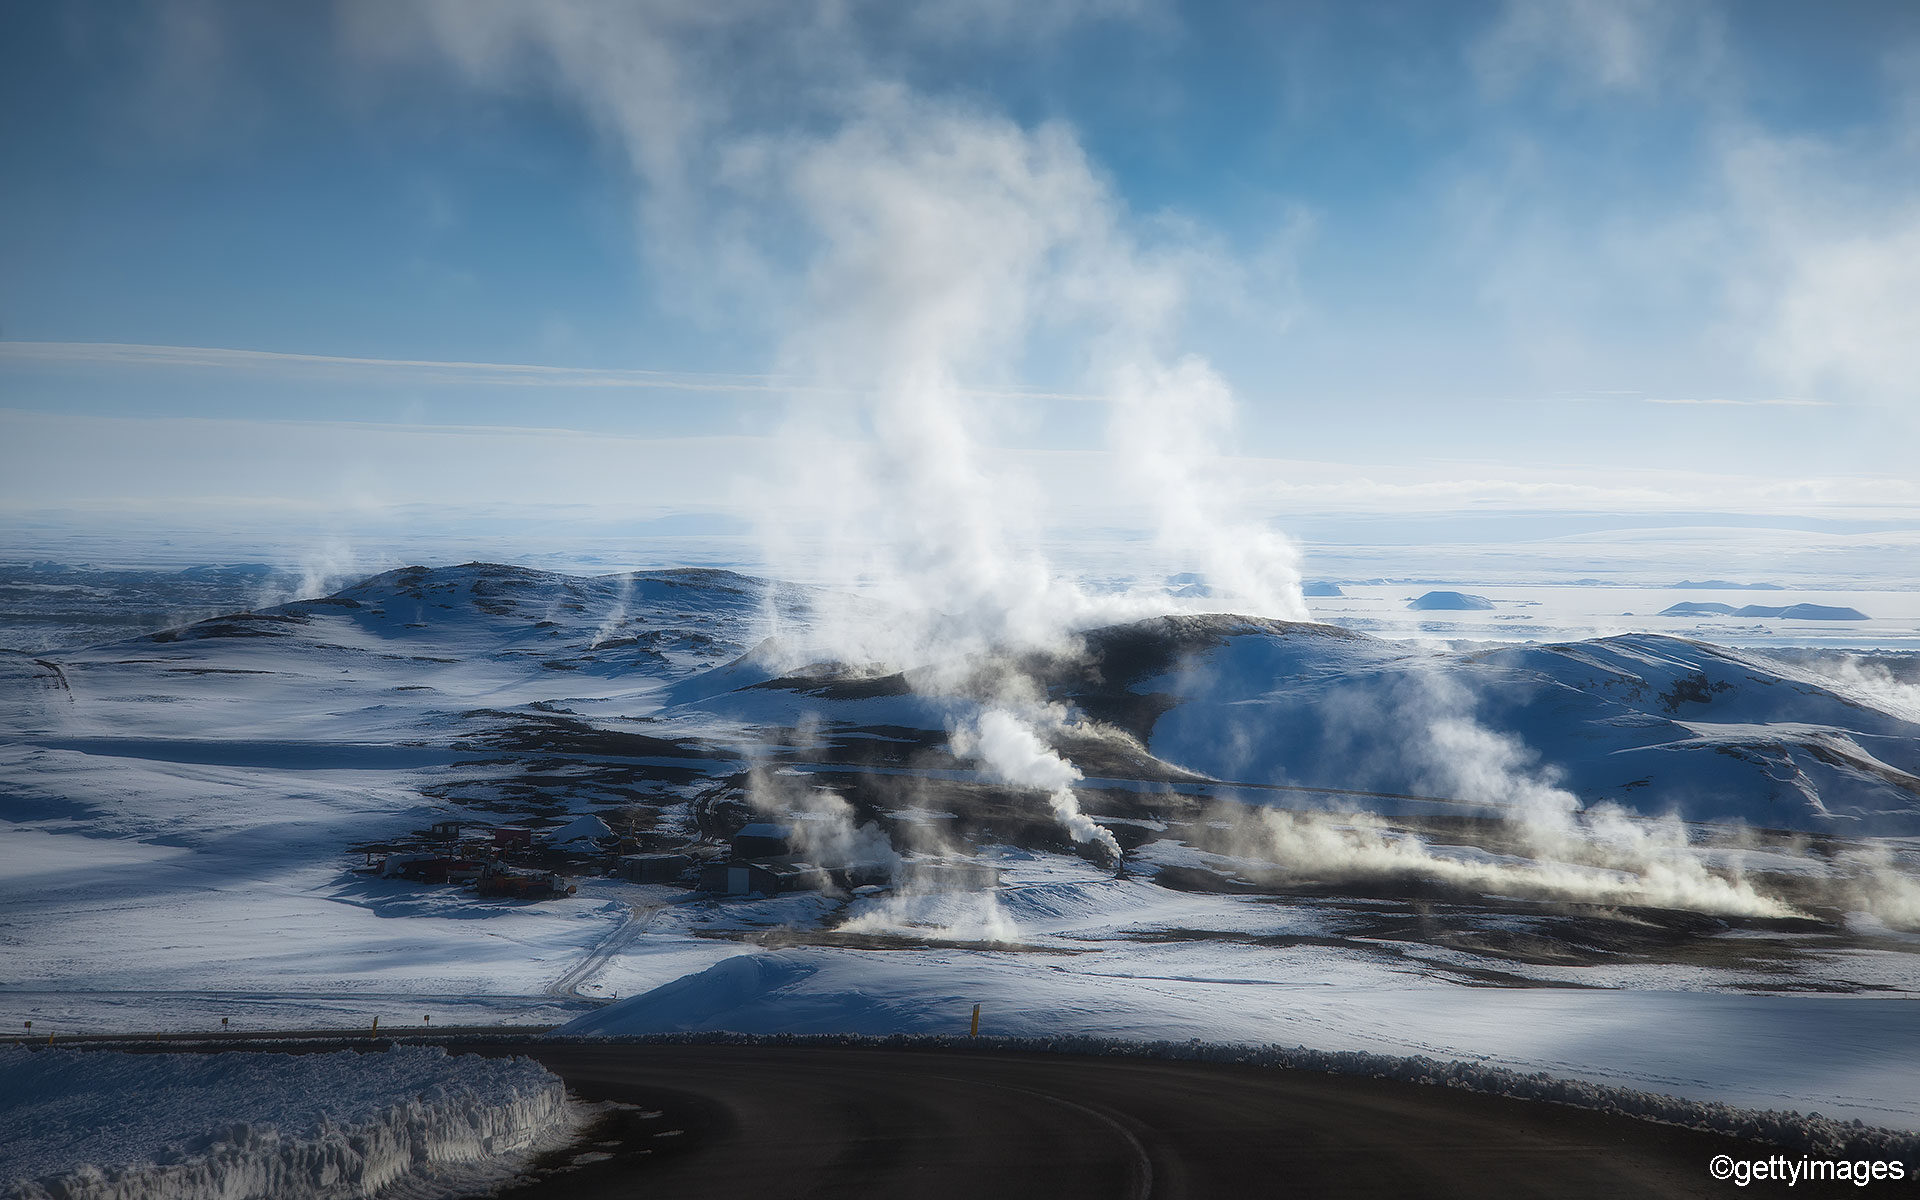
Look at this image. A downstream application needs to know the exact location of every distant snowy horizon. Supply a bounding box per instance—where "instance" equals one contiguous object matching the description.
[5,552,1919,658]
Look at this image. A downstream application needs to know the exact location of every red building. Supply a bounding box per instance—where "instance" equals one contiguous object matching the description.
[492,826,533,850]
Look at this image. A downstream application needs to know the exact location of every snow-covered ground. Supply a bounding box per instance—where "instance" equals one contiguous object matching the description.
[0,1045,576,1200]
[556,947,1920,1132]
[3,561,1918,1143]
[1125,619,1920,832]
[542,844,1920,1130]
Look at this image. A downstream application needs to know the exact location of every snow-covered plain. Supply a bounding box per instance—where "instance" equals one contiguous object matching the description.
[1302,582,1920,651]
[4,562,1919,1138]
[0,1045,575,1200]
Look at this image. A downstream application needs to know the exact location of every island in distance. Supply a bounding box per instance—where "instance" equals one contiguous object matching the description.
[1661,602,1869,621]
[1407,590,1494,611]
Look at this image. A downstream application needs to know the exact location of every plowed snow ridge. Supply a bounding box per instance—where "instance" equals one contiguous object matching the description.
[1,1045,577,1200]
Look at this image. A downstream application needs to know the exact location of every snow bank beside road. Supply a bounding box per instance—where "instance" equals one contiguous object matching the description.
[555,949,1920,1132]
[1,1046,576,1200]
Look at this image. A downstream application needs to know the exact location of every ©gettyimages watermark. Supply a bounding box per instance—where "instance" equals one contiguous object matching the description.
[1710,1154,1907,1187]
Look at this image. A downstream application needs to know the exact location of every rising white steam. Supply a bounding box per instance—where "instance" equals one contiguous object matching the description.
[949,708,1120,863]
[294,538,362,603]
[1235,806,1795,918]
[792,788,901,875]
[1835,843,1920,930]
[746,768,899,876]
[837,873,1020,945]
[372,3,1307,857]
[1106,358,1308,624]
[1169,656,1920,925]
[1416,697,1796,916]
[742,90,1306,857]
[739,88,1310,675]
[1197,663,1806,917]
[589,571,633,650]
[1795,655,1920,724]
[244,538,363,611]
[1228,800,1920,929]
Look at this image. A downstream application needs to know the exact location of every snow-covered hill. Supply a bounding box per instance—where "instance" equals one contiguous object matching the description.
[648,611,1920,834]
[5,563,794,744]
[1057,618,1920,833]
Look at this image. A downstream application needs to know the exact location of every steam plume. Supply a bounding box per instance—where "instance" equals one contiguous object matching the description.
[950,708,1120,863]
[590,571,633,650]
[1414,689,1794,916]
[837,873,1020,945]
[746,766,899,876]
[371,1,1309,860]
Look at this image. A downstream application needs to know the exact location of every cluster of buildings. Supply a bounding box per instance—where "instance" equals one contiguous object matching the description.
[366,817,611,900]
[623,822,1000,896]
[367,814,999,902]
[616,823,840,896]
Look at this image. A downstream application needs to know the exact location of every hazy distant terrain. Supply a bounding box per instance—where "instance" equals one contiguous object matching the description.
[0,563,315,654]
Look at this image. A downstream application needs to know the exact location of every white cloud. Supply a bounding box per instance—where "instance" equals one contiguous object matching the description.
[1469,0,1716,98]
[1446,3,1920,433]
[1749,215,1920,410]
[902,0,1164,44]
[1716,130,1920,422]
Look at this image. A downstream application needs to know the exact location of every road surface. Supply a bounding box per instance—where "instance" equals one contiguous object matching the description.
[475,1042,1777,1199]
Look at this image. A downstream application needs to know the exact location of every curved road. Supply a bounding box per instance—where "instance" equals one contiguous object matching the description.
[480,1043,1769,1199]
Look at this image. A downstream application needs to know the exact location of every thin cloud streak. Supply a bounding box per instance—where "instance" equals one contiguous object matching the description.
[1640,397,1832,408]
[0,340,1105,404]
[1527,392,1836,408]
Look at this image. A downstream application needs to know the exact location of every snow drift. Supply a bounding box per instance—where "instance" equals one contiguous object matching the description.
[1,1046,576,1200]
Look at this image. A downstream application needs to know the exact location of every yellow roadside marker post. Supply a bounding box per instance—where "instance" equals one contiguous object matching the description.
[970,1003,981,1038]
[371,1015,379,1037]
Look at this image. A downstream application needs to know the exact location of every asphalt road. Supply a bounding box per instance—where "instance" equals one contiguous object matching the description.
[475,1043,1784,1199]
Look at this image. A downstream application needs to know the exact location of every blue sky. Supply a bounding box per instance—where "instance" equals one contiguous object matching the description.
[3,1,1918,564]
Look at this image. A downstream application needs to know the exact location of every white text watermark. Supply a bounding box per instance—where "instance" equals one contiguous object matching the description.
[1710,1154,1906,1187]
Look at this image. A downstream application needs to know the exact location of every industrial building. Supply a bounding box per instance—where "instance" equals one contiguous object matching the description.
[697,859,830,896]
[616,852,696,884]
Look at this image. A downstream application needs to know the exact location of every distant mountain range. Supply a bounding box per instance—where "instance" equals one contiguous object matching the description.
[1661,602,1869,620]
[1672,580,1786,590]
